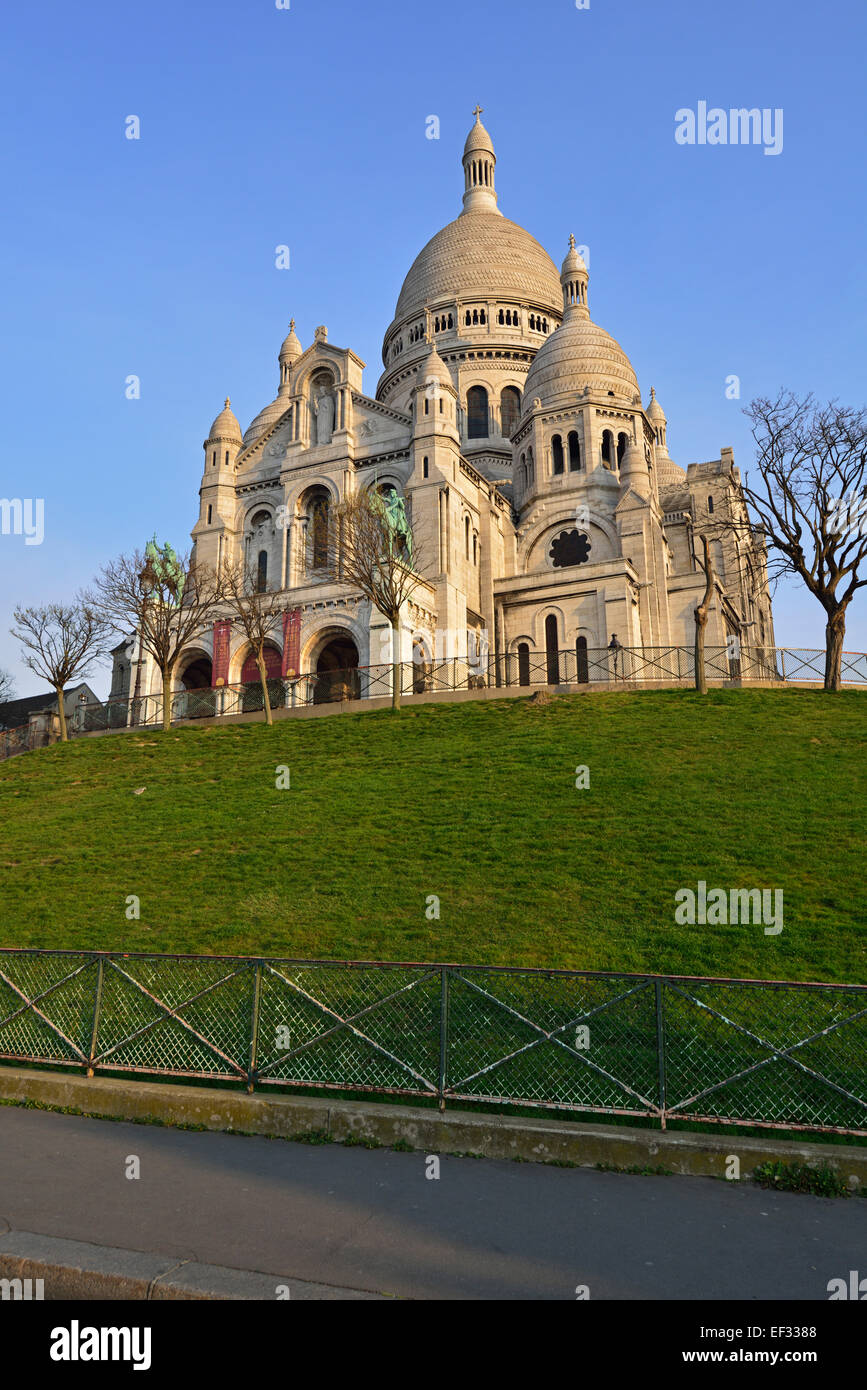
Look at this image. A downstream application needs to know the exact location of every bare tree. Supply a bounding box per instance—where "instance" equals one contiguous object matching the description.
[0,668,15,705]
[692,535,715,695]
[10,603,108,742]
[220,560,282,725]
[321,489,425,711]
[731,392,867,690]
[88,548,224,731]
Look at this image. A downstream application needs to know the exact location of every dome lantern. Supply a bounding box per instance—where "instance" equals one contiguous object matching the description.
[278,319,303,396]
[461,106,499,216]
[561,234,589,318]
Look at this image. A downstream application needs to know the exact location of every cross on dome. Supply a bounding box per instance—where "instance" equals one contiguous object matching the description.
[473,104,484,121]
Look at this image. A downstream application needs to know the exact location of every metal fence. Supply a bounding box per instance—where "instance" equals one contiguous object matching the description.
[2,645,865,759]
[0,949,865,1135]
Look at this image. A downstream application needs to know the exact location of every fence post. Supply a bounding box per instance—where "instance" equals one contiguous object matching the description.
[779,649,786,683]
[248,962,263,1094]
[438,967,450,1112]
[655,978,667,1131]
[87,956,105,1078]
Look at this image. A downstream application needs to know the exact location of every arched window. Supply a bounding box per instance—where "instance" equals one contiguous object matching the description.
[472,533,477,565]
[467,385,489,438]
[601,430,614,467]
[529,314,536,331]
[500,386,521,438]
[576,635,589,683]
[617,432,629,467]
[527,446,534,482]
[517,642,530,687]
[212,452,217,467]
[568,431,581,470]
[256,549,268,593]
[545,614,559,685]
[708,495,715,514]
[465,515,471,560]
[225,450,229,466]
[306,491,330,570]
[207,505,212,524]
[498,309,504,324]
[552,434,565,475]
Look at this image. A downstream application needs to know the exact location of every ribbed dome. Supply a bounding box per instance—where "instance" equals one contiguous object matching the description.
[242,398,289,448]
[522,317,639,409]
[394,213,562,323]
[280,319,302,363]
[646,387,665,422]
[207,397,242,443]
[417,339,452,387]
[464,115,495,156]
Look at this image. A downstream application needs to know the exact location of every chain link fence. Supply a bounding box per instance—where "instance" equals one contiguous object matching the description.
[0,950,864,1135]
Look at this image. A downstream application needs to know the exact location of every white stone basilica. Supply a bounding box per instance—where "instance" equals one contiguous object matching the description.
[163,111,774,700]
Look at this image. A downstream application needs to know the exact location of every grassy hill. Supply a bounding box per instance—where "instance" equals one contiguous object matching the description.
[0,688,865,983]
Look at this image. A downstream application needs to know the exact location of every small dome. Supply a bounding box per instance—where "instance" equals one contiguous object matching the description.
[522,316,639,409]
[561,233,587,278]
[417,339,452,388]
[280,319,302,363]
[242,397,290,448]
[207,397,242,443]
[464,108,495,157]
[646,387,666,422]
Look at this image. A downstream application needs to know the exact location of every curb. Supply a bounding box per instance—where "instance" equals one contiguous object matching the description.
[1,1066,865,1187]
[0,1231,388,1301]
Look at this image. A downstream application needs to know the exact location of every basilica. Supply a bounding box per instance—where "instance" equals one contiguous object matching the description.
[142,111,776,703]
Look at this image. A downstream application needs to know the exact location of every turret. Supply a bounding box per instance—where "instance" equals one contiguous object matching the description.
[461,106,500,215]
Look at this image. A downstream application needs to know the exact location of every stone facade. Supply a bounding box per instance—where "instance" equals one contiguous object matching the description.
[127,112,775,703]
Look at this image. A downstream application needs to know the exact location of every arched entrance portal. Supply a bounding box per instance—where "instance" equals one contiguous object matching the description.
[314,636,360,704]
[178,656,215,718]
[240,643,283,713]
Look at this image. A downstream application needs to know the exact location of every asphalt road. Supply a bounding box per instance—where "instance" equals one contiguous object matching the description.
[0,1106,863,1300]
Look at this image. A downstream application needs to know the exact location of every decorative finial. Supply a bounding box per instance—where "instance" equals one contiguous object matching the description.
[650,386,655,399]
[289,319,295,331]
[569,233,576,251]
[224,396,230,408]
[472,104,484,121]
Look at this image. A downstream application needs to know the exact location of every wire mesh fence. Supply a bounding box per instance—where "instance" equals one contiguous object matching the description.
[0,949,864,1135]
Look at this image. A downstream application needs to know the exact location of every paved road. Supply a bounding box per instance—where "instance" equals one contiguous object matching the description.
[0,1107,863,1299]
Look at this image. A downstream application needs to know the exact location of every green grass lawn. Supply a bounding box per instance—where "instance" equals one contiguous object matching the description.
[1,687,865,983]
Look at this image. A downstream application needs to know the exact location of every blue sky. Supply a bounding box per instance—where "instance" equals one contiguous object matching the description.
[1,0,865,697]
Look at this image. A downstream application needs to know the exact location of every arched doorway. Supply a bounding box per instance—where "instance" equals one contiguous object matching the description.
[576,635,589,683]
[545,615,560,685]
[240,643,283,713]
[178,656,215,718]
[314,636,360,704]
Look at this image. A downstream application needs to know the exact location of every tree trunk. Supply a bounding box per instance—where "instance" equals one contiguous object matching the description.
[693,535,714,695]
[391,619,401,712]
[162,669,173,732]
[824,610,846,691]
[256,650,273,725]
[55,686,68,743]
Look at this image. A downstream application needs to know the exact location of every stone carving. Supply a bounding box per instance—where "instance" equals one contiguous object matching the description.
[312,383,335,445]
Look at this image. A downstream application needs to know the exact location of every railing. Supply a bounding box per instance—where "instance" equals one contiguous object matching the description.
[0,949,864,1135]
[2,645,865,759]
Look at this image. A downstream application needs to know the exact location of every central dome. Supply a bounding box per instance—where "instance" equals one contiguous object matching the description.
[394,212,563,322]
